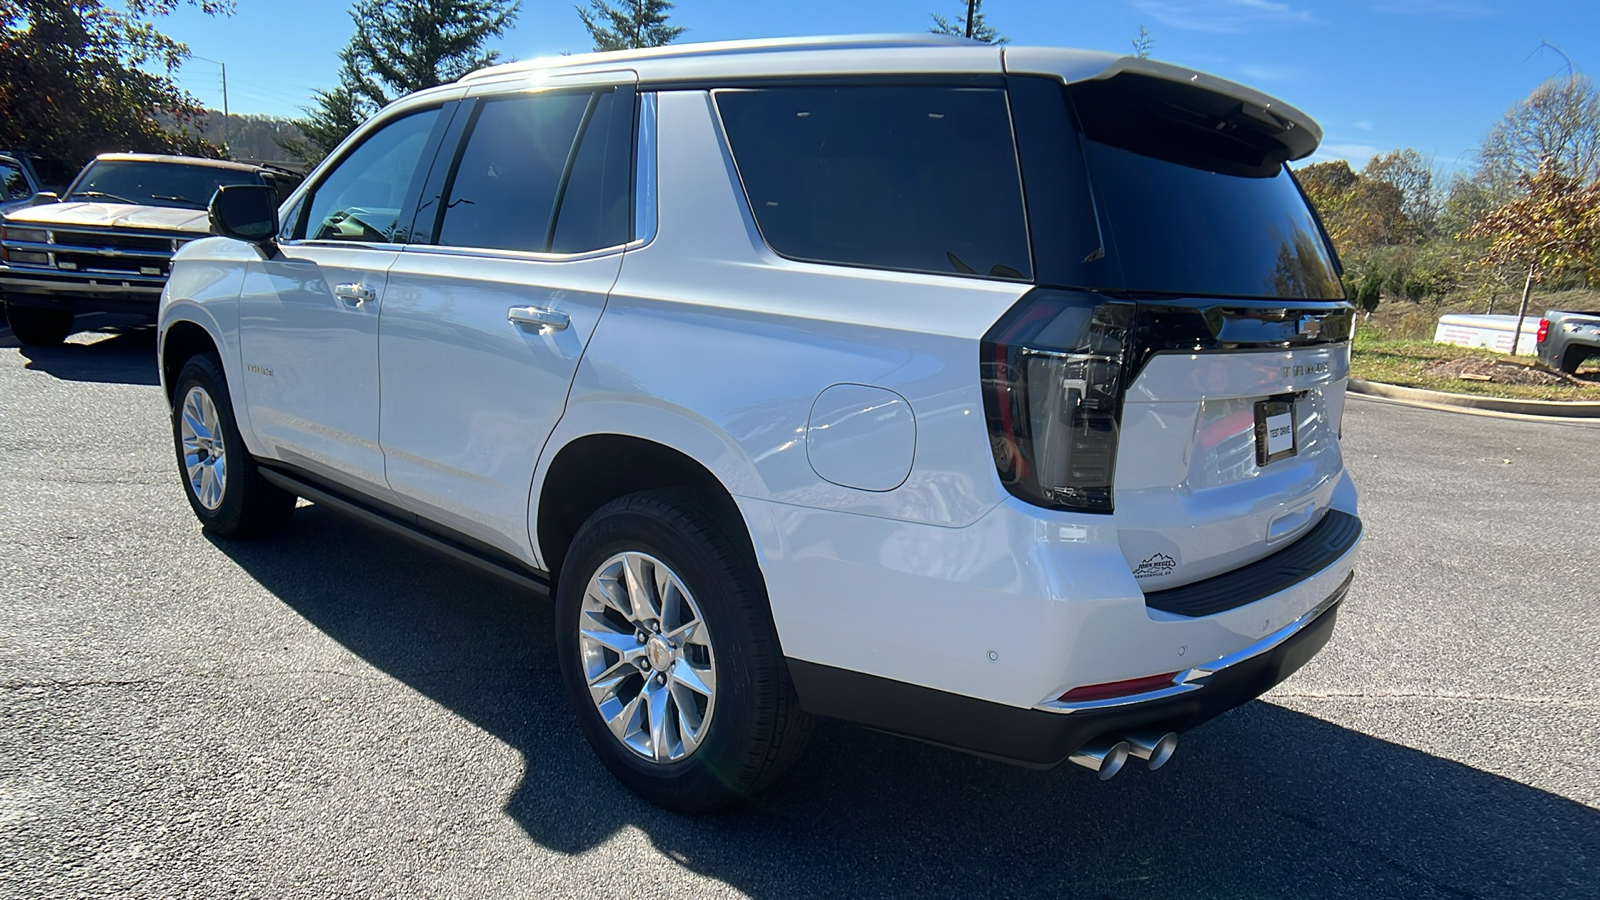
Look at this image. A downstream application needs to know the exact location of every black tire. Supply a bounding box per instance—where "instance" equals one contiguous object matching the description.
[554,490,812,813]
[170,354,296,538]
[5,304,74,346]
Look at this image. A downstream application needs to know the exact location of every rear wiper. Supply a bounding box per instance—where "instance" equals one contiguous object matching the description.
[68,191,137,204]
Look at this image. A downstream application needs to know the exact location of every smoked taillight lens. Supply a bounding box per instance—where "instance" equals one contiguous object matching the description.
[1536,318,1550,343]
[980,290,1135,514]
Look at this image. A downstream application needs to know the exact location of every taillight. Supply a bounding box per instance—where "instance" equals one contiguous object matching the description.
[980,289,1135,513]
[1536,318,1550,343]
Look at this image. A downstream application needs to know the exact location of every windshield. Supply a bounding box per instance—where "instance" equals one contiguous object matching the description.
[67,160,260,210]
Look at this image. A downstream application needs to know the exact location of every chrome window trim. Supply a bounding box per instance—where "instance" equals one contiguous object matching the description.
[1034,572,1352,714]
[399,242,626,263]
[632,91,658,248]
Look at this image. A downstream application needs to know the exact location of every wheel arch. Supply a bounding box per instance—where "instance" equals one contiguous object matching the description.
[160,317,221,401]
[534,432,759,582]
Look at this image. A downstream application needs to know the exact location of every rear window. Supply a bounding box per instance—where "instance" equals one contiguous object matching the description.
[1012,73,1342,300]
[715,86,1032,281]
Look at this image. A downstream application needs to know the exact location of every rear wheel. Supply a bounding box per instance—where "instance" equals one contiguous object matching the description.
[170,354,296,538]
[554,490,811,813]
[5,304,74,346]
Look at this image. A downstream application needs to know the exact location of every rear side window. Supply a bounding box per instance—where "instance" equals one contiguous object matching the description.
[716,86,1032,281]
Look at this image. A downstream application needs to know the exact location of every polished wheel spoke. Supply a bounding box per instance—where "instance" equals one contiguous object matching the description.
[578,550,717,764]
[179,386,228,511]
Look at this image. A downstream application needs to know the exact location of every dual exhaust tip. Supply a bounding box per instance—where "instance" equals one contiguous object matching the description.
[1067,731,1178,781]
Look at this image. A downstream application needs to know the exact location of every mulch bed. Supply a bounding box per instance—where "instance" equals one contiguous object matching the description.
[1421,356,1595,387]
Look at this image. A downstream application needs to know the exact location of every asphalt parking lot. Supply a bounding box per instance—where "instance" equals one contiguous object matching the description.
[2,317,1597,899]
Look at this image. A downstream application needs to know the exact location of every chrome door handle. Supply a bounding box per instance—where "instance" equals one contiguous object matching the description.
[334,282,376,305]
[508,306,570,331]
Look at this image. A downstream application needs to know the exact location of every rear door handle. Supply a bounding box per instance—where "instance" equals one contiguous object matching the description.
[334,282,376,306]
[508,306,570,331]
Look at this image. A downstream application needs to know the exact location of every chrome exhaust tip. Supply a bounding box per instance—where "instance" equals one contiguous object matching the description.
[1124,731,1179,770]
[1068,738,1131,781]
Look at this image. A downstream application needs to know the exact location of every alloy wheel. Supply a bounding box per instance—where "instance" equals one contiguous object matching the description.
[179,385,227,511]
[578,551,718,763]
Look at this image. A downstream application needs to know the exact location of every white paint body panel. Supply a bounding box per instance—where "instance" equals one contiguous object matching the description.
[1115,345,1351,589]
[380,247,621,561]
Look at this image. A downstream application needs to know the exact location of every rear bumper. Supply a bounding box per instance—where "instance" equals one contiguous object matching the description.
[789,572,1349,768]
[0,267,165,315]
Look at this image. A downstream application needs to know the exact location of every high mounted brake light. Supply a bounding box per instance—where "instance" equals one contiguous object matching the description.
[980,289,1135,514]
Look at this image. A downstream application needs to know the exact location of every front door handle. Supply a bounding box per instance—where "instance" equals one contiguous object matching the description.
[508,306,570,331]
[334,282,376,306]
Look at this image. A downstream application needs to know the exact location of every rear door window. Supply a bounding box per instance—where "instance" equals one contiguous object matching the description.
[715,85,1032,281]
[434,92,591,253]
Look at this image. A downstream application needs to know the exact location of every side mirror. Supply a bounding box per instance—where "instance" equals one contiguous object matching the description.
[30,191,58,206]
[209,184,279,248]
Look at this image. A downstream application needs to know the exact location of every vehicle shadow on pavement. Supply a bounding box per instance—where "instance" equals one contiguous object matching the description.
[214,504,1600,899]
[10,319,159,386]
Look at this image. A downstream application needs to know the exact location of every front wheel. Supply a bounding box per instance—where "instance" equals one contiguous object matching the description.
[5,304,74,346]
[554,491,811,813]
[170,354,296,538]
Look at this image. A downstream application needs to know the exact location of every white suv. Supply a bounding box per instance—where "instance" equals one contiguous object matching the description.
[159,35,1362,812]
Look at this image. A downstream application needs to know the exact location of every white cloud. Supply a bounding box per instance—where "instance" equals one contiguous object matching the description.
[1354,119,1375,131]
[1370,0,1497,20]
[1129,0,1315,33]
[1311,142,1383,165]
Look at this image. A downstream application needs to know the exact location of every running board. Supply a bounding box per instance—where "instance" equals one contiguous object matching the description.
[256,465,553,598]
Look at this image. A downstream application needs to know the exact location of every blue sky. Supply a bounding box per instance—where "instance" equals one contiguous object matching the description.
[161,0,1600,173]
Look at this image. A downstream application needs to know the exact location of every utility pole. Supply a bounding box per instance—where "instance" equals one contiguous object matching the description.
[191,55,230,152]
[966,0,977,38]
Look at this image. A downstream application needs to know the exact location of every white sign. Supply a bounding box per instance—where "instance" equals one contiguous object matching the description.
[1265,412,1294,456]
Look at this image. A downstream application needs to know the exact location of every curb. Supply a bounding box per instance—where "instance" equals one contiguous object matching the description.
[1348,379,1600,419]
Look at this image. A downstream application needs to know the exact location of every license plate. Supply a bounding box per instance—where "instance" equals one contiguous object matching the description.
[1254,398,1297,466]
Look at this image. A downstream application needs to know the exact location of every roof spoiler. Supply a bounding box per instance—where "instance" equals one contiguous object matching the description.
[1003,48,1322,161]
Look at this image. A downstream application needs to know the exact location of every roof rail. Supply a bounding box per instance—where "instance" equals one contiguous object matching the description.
[459,33,976,83]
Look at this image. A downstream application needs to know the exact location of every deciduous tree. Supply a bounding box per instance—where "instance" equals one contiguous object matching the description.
[0,0,230,164]
[1477,73,1600,200]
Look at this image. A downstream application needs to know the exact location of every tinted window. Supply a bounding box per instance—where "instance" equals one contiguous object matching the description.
[1083,143,1342,299]
[0,162,28,200]
[1066,74,1342,299]
[302,109,440,243]
[66,160,259,210]
[550,91,631,253]
[437,93,590,252]
[716,86,1032,280]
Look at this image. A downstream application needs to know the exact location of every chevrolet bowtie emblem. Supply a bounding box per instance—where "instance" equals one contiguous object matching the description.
[1297,314,1323,338]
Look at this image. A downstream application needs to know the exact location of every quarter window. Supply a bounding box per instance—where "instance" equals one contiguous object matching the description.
[300,109,441,243]
[715,86,1033,281]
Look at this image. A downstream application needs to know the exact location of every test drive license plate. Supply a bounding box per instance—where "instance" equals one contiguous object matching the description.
[1254,398,1297,466]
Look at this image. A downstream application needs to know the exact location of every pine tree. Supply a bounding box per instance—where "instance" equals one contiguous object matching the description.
[576,0,685,53]
[929,0,1006,45]
[289,0,520,163]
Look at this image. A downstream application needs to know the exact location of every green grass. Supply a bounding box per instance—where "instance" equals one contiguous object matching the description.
[1350,331,1600,402]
